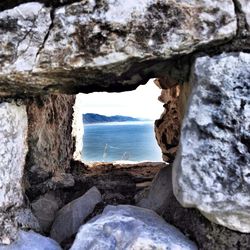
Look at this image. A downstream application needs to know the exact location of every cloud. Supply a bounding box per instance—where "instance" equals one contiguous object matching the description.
[75,79,163,120]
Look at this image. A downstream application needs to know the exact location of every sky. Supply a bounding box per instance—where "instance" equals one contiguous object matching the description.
[75,79,164,120]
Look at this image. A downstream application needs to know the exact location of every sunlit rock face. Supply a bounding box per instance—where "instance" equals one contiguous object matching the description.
[0,2,51,96]
[0,103,27,209]
[0,0,236,95]
[173,52,250,233]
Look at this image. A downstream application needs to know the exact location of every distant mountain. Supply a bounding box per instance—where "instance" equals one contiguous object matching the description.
[83,113,141,124]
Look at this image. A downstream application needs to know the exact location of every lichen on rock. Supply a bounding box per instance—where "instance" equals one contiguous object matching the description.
[173,52,250,233]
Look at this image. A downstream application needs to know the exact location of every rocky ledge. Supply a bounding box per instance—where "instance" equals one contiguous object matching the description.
[0,0,238,95]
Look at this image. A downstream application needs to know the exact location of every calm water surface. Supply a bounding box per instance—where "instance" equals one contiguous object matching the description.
[82,121,162,162]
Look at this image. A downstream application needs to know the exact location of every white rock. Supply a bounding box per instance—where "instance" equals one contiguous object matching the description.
[0,3,51,73]
[0,102,27,208]
[173,52,250,233]
[71,205,197,250]
[0,231,61,250]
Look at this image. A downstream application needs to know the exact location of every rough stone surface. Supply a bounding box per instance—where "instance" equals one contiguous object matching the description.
[0,230,61,250]
[0,0,236,95]
[27,172,75,201]
[50,186,102,243]
[173,52,250,233]
[155,81,191,162]
[136,166,250,250]
[71,204,197,250]
[236,0,250,29]
[136,165,250,249]
[0,102,27,209]
[0,208,40,245]
[31,192,61,233]
[137,166,172,214]
[0,3,51,74]
[26,94,75,187]
[155,86,181,162]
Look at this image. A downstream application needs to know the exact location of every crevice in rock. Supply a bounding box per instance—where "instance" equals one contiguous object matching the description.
[35,7,55,64]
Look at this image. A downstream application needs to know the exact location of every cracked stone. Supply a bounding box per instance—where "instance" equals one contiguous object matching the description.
[0,3,51,73]
[0,0,236,96]
[173,52,250,233]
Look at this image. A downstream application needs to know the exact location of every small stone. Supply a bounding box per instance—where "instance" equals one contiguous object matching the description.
[50,186,102,243]
[31,192,61,233]
[71,205,197,250]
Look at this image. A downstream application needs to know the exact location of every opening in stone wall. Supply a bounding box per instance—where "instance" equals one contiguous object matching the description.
[72,79,164,164]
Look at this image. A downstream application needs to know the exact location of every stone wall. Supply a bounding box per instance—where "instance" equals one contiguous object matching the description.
[26,94,75,178]
[0,0,249,248]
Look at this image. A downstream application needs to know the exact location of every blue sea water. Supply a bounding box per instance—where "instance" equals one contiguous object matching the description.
[82,121,162,162]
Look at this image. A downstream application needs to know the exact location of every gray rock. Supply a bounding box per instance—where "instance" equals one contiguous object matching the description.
[0,0,236,95]
[137,166,172,214]
[236,0,250,29]
[31,193,61,233]
[71,204,197,250]
[50,186,102,243]
[173,52,250,232]
[0,230,61,250]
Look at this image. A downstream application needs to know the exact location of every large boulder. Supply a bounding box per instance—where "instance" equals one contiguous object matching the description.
[173,52,250,232]
[50,186,102,243]
[71,205,197,250]
[0,102,27,209]
[0,0,236,95]
[0,231,61,250]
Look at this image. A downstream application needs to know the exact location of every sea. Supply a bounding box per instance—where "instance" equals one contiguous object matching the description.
[82,121,162,162]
